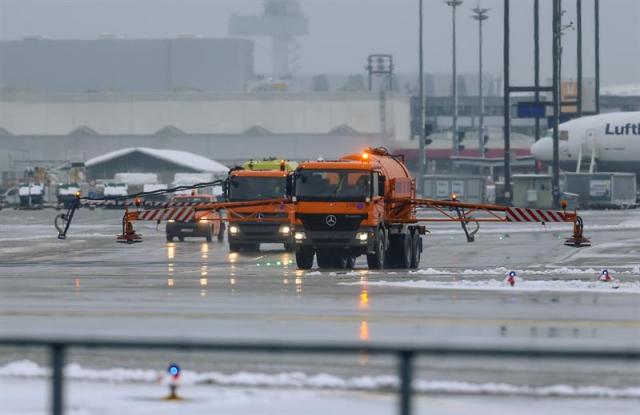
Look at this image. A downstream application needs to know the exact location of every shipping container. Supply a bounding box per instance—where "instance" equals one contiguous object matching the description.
[422,175,486,204]
[562,172,636,208]
[512,174,554,209]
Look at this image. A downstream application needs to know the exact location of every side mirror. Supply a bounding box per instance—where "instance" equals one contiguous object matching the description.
[222,178,230,200]
[286,174,295,198]
[378,175,386,197]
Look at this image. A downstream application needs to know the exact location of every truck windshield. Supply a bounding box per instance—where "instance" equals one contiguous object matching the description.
[295,169,371,201]
[228,176,287,201]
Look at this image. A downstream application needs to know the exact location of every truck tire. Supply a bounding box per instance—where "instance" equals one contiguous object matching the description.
[229,242,241,253]
[166,235,174,242]
[345,255,356,269]
[367,230,385,270]
[296,247,314,270]
[397,234,412,269]
[316,250,334,269]
[333,253,348,269]
[410,232,422,269]
[217,224,225,242]
[178,236,185,242]
[205,226,213,242]
[245,243,260,252]
[284,243,295,252]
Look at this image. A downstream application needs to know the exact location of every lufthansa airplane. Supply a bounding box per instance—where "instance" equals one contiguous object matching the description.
[531,111,640,175]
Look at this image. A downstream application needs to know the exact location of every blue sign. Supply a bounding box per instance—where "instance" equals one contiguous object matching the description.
[516,102,546,118]
[546,114,571,128]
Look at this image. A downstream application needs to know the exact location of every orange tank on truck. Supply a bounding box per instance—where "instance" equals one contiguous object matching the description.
[225,161,296,253]
[291,147,424,270]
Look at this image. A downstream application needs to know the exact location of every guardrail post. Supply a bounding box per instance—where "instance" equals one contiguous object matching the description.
[50,343,66,415]
[398,351,414,415]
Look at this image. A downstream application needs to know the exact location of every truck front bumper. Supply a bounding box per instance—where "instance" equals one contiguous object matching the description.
[228,223,294,244]
[293,227,375,252]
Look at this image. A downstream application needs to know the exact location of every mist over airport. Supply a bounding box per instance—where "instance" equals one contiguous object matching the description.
[1,2,640,415]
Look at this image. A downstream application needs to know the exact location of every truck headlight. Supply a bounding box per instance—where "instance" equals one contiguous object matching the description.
[229,225,239,235]
[294,232,306,241]
[167,219,176,223]
[280,225,291,234]
[355,232,368,241]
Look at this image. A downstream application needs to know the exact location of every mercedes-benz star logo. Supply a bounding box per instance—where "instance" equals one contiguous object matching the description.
[325,215,337,227]
[256,213,264,219]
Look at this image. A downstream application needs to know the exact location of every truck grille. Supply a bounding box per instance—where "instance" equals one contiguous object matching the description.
[239,224,280,235]
[297,213,366,232]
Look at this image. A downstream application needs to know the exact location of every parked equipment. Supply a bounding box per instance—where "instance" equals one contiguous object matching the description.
[18,183,44,209]
[57,184,81,209]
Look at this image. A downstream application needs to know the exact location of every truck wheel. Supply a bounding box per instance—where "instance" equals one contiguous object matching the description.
[284,243,295,252]
[296,247,314,269]
[178,236,185,242]
[398,234,412,269]
[245,243,260,252]
[166,235,174,242]
[333,253,348,269]
[217,224,225,242]
[345,255,356,269]
[316,250,334,269]
[205,226,213,242]
[367,230,385,270]
[410,232,422,269]
[229,243,241,253]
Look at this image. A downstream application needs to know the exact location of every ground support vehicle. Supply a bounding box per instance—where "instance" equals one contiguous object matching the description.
[18,183,45,209]
[57,184,81,209]
[165,195,224,243]
[54,167,590,267]
[226,160,296,252]
[290,148,589,270]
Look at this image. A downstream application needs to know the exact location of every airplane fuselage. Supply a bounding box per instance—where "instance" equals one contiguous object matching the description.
[531,112,640,175]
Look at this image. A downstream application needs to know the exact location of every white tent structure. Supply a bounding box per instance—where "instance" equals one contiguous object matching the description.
[85,147,228,184]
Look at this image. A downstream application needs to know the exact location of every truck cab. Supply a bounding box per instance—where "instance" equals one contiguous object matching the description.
[291,148,423,270]
[226,160,296,252]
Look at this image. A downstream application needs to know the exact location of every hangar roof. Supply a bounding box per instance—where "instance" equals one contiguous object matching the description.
[85,147,228,173]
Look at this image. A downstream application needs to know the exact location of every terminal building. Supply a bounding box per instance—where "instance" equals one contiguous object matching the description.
[0,37,254,93]
[1,35,639,188]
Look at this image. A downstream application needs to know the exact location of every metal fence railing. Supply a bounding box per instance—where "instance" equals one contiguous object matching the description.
[1,337,639,415]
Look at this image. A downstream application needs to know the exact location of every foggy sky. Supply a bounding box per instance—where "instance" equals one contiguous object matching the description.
[0,0,638,87]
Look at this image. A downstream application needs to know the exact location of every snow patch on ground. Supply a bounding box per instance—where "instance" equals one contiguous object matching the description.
[427,221,640,236]
[410,266,640,277]
[340,279,640,293]
[2,360,639,398]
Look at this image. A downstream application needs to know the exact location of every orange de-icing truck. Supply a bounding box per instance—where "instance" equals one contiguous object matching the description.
[291,147,424,270]
[225,160,297,252]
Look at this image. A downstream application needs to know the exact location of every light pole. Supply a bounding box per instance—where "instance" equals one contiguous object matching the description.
[471,6,488,159]
[445,0,463,158]
[552,0,561,209]
[418,0,426,195]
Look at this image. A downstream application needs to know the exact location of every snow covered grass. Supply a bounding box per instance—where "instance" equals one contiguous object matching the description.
[2,360,639,399]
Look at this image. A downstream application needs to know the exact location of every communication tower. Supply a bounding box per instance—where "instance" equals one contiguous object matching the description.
[229,0,309,78]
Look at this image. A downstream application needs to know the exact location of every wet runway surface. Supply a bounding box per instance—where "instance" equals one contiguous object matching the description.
[1,208,639,410]
[1,209,639,344]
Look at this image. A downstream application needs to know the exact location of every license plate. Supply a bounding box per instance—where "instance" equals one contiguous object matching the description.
[181,229,194,233]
